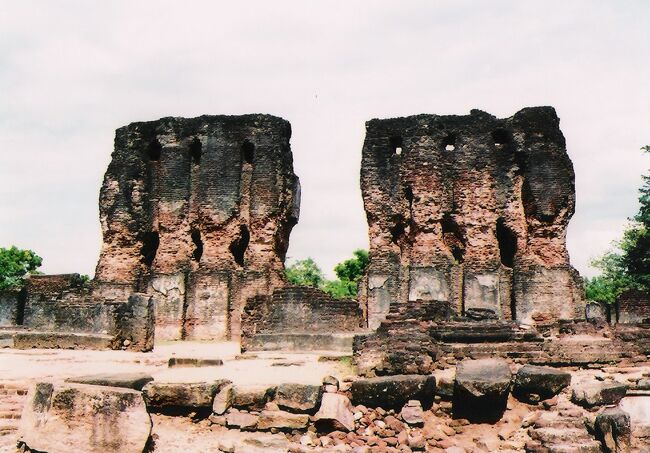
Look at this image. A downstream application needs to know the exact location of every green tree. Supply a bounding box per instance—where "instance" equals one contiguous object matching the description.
[585,146,650,302]
[334,249,369,283]
[285,258,324,287]
[284,250,369,299]
[621,145,650,290]
[0,246,43,290]
[584,251,632,304]
[325,249,369,298]
[321,279,356,299]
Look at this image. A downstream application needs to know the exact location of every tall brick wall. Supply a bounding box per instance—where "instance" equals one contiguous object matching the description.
[94,115,300,341]
[360,107,584,328]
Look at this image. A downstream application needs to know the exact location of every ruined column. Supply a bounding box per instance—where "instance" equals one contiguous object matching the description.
[360,107,583,328]
[95,115,300,340]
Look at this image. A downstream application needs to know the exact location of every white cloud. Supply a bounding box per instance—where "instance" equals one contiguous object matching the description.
[0,0,648,278]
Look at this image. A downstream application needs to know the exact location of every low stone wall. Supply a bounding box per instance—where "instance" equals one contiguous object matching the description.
[241,286,363,350]
[22,274,95,331]
[617,290,650,324]
[8,274,154,351]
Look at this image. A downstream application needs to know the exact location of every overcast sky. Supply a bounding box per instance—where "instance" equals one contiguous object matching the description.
[0,1,648,279]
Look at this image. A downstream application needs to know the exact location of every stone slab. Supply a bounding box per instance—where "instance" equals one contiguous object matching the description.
[66,372,154,391]
[19,381,151,453]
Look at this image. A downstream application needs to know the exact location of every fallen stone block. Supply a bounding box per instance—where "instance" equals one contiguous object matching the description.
[257,409,309,430]
[18,381,151,453]
[513,365,571,401]
[595,407,631,453]
[571,382,627,408]
[453,358,511,422]
[65,372,154,391]
[226,408,259,430]
[143,380,230,411]
[350,374,436,410]
[275,383,322,413]
[313,393,355,432]
[232,385,276,411]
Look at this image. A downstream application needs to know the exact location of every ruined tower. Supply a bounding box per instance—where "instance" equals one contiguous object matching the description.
[360,107,583,329]
[94,115,300,341]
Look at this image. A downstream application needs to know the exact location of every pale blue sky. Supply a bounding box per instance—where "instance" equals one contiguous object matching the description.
[0,1,648,278]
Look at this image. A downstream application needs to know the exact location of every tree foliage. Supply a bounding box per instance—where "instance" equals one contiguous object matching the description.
[285,249,369,299]
[334,249,369,282]
[285,258,324,288]
[585,146,650,303]
[0,246,43,290]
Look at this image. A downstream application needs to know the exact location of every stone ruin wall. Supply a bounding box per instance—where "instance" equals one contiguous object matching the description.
[94,114,301,342]
[617,290,650,324]
[240,286,364,350]
[360,107,584,329]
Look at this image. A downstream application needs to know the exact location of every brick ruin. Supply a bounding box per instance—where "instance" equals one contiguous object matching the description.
[0,114,307,349]
[0,107,648,356]
[4,108,650,453]
[354,107,650,377]
[360,107,583,329]
[93,114,301,341]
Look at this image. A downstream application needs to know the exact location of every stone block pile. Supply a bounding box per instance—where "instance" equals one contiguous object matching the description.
[14,359,650,452]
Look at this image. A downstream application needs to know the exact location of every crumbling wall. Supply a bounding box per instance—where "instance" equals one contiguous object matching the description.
[241,286,363,349]
[617,290,650,324]
[0,289,21,326]
[18,274,154,351]
[94,115,300,341]
[360,107,583,328]
[22,274,99,332]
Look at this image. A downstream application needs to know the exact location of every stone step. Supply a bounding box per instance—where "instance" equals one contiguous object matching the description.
[535,417,585,431]
[430,322,542,343]
[0,395,25,410]
[545,441,602,453]
[246,332,356,353]
[0,419,19,431]
[0,410,21,420]
[529,427,595,445]
[440,342,545,362]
